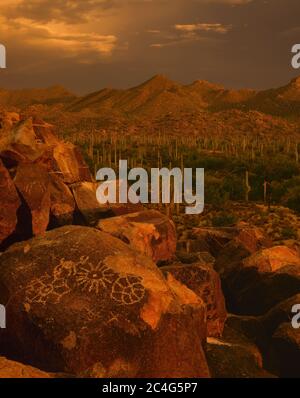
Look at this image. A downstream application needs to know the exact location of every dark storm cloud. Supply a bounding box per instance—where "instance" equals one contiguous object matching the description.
[0,0,299,93]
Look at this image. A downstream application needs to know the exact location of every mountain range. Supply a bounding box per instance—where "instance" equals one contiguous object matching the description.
[2,75,300,119]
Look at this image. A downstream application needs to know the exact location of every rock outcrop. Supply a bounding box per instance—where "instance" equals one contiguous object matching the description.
[14,163,51,236]
[161,262,227,337]
[0,158,20,248]
[97,210,177,263]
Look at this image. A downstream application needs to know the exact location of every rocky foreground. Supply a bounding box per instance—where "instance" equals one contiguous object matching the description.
[0,112,299,378]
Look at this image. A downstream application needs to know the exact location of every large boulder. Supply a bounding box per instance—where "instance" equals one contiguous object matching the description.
[0,112,20,130]
[243,246,300,273]
[0,118,46,165]
[52,143,92,184]
[225,307,300,378]
[235,223,272,254]
[0,116,92,183]
[14,163,51,236]
[0,159,20,248]
[269,323,300,378]
[206,325,275,378]
[262,294,300,336]
[161,263,227,337]
[0,356,51,378]
[191,227,237,258]
[70,182,110,225]
[221,246,300,315]
[215,226,272,277]
[49,174,76,227]
[97,210,177,263]
[0,226,210,378]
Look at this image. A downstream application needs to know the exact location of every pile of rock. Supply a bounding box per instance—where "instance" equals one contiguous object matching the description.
[0,113,222,378]
[192,224,300,377]
[1,112,299,378]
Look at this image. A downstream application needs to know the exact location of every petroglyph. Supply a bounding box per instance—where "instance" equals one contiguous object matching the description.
[111,275,145,305]
[25,257,146,307]
[26,275,71,305]
[76,262,117,294]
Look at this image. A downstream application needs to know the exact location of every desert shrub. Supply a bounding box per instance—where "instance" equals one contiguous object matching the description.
[205,176,229,208]
[281,227,297,240]
[212,212,237,227]
[223,175,244,201]
[282,185,300,213]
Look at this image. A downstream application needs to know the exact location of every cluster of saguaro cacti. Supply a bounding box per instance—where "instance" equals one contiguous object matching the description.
[71,128,300,166]
[66,128,300,215]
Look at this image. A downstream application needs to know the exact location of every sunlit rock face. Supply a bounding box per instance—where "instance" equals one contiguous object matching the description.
[97,210,177,263]
[0,356,52,378]
[0,225,210,378]
[0,116,92,183]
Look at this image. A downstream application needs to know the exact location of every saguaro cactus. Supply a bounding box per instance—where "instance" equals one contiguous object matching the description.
[245,170,251,202]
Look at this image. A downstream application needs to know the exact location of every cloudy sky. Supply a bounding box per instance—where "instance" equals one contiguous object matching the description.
[0,0,299,93]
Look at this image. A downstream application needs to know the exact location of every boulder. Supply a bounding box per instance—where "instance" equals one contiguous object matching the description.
[243,246,300,273]
[222,265,300,316]
[221,246,300,315]
[215,226,271,277]
[96,179,145,217]
[0,356,51,378]
[206,325,275,378]
[269,323,300,378]
[227,296,300,377]
[225,314,266,349]
[191,227,237,257]
[49,174,75,227]
[97,210,177,263]
[70,182,110,225]
[161,263,227,337]
[0,225,210,378]
[0,159,20,248]
[262,294,300,336]
[0,112,20,130]
[53,143,92,184]
[0,116,92,183]
[236,223,272,254]
[0,118,46,166]
[14,163,50,236]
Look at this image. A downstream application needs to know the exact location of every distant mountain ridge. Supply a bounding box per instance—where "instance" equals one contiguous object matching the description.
[0,85,76,108]
[67,75,300,118]
[2,75,300,118]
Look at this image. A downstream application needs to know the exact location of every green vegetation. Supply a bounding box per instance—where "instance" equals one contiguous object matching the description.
[71,131,300,215]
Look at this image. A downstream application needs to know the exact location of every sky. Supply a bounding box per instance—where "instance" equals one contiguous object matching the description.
[0,0,300,94]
